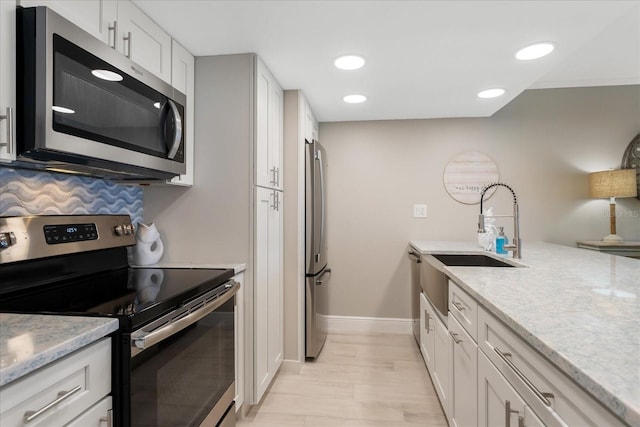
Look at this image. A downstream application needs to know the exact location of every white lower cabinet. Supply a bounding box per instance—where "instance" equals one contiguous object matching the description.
[419,292,435,371]
[64,396,112,427]
[234,271,245,412]
[419,294,449,419]
[478,349,528,427]
[432,312,450,417]
[0,338,111,427]
[449,315,477,427]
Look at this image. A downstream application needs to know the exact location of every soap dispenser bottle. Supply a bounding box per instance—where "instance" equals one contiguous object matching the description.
[495,227,509,255]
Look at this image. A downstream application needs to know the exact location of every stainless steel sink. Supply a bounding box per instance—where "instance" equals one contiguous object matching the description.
[432,254,516,267]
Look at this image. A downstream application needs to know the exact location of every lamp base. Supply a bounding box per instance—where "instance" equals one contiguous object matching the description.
[602,234,624,243]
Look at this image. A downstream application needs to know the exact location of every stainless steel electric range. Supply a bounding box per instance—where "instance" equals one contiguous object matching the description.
[0,215,239,427]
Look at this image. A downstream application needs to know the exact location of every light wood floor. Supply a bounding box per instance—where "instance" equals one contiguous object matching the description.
[238,332,448,426]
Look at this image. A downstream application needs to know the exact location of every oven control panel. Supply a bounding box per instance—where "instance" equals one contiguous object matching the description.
[44,223,98,244]
[0,215,136,264]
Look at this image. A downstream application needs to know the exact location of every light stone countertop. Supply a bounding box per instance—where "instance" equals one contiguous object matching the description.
[409,240,640,426]
[0,313,118,387]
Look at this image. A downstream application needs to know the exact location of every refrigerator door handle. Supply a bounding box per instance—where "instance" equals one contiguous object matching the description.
[316,149,325,264]
[316,268,332,285]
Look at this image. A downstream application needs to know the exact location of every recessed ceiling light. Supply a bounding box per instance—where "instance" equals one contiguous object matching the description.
[153,102,161,109]
[52,106,75,114]
[343,94,367,104]
[91,69,123,82]
[334,55,365,71]
[515,43,555,60]
[477,89,505,99]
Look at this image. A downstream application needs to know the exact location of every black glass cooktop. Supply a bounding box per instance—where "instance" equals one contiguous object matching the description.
[0,267,234,330]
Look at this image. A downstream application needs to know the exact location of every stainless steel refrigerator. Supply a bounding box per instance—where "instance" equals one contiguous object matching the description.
[306,139,331,358]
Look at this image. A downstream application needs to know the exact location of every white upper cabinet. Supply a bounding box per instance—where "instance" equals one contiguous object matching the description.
[19,1,172,83]
[116,0,172,83]
[18,0,117,45]
[304,99,318,143]
[0,0,17,162]
[255,58,283,190]
[167,40,195,186]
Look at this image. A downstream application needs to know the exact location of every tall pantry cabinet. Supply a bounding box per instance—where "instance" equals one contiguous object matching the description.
[193,53,284,406]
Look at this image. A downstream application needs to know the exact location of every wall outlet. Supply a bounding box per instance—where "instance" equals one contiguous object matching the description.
[413,204,428,218]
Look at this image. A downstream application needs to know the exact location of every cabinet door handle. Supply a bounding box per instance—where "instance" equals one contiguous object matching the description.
[452,301,465,312]
[123,31,132,57]
[275,166,280,187]
[408,250,422,263]
[424,310,430,331]
[108,21,117,49]
[24,385,82,422]
[449,330,463,344]
[518,416,525,427]
[0,107,14,155]
[495,347,554,406]
[505,400,519,427]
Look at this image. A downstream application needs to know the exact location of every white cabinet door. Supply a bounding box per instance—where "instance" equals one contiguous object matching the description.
[432,313,450,419]
[117,0,172,83]
[254,187,283,402]
[167,40,195,186]
[267,189,283,377]
[419,292,435,371]
[304,99,318,143]
[64,396,112,427]
[0,0,16,162]
[254,187,271,401]
[18,0,117,45]
[478,350,526,427]
[233,271,245,411]
[449,315,478,427]
[255,58,283,190]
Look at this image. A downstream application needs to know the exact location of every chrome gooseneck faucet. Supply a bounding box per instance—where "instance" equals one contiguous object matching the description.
[478,182,521,258]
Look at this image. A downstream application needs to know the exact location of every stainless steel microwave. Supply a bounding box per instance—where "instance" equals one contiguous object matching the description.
[15,6,186,180]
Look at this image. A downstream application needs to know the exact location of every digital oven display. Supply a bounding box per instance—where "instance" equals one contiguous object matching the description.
[43,223,98,244]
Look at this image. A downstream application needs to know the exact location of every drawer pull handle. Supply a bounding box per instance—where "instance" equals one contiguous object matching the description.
[24,385,82,422]
[505,399,519,427]
[449,330,463,344]
[100,409,113,427]
[495,347,554,406]
[453,301,465,312]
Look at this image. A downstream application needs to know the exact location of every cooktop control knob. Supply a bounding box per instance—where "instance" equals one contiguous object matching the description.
[123,224,133,235]
[114,225,124,236]
[0,232,17,249]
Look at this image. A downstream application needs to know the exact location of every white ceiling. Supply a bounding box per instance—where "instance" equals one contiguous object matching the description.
[132,0,640,122]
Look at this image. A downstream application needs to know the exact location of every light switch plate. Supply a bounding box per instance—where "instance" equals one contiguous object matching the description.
[413,204,427,218]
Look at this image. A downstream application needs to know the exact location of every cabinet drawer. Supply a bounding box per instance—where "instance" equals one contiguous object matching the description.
[65,396,112,427]
[478,308,625,427]
[0,338,111,427]
[448,280,478,342]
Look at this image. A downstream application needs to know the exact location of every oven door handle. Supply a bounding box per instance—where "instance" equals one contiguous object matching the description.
[132,281,239,353]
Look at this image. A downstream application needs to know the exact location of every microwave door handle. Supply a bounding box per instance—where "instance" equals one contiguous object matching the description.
[166,99,183,159]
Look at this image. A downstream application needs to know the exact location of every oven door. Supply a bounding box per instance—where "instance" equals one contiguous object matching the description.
[129,282,238,427]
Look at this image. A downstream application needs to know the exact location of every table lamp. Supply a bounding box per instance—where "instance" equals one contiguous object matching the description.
[589,169,637,242]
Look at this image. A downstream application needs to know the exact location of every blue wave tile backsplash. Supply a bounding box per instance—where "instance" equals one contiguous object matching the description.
[0,168,143,225]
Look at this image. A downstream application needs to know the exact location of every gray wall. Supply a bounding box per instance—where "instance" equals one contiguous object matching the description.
[320,86,640,319]
[142,54,254,265]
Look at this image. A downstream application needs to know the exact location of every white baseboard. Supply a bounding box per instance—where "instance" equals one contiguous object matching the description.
[280,359,304,374]
[321,314,412,335]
